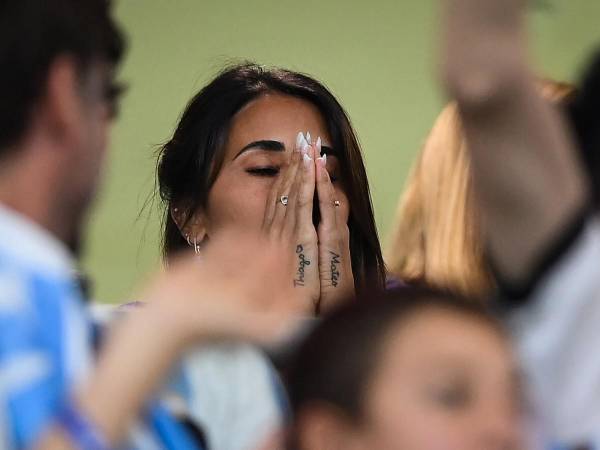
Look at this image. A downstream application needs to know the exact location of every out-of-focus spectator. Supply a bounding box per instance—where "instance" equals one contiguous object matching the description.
[387,81,574,298]
[287,288,525,450]
[0,2,299,449]
[441,0,600,445]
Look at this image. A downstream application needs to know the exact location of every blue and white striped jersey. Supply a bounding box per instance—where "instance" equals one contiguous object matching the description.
[0,204,92,449]
[0,205,201,449]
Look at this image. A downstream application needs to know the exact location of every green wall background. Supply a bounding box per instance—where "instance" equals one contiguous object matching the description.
[85,0,600,303]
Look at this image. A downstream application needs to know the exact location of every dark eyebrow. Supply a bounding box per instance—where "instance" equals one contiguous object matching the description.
[234,140,286,159]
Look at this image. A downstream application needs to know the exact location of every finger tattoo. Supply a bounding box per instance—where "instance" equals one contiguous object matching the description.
[330,251,341,287]
[294,245,311,287]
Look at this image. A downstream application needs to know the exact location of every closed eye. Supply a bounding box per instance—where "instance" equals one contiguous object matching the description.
[246,166,280,177]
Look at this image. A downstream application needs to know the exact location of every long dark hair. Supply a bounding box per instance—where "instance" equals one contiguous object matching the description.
[156,62,385,291]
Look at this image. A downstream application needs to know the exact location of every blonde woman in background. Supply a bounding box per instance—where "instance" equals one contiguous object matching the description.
[387,80,575,298]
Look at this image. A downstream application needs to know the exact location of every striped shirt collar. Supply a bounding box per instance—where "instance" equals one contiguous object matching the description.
[0,203,75,277]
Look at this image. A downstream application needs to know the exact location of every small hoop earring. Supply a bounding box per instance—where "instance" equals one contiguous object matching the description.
[185,234,201,253]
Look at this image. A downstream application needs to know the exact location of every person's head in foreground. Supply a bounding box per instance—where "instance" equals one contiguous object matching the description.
[287,287,525,450]
[387,80,575,299]
[156,63,386,308]
[0,0,125,254]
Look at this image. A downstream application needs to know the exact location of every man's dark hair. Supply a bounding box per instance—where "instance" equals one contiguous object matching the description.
[0,0,125,154]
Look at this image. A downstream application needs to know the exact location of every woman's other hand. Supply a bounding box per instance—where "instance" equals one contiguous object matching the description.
[314,137,355,313]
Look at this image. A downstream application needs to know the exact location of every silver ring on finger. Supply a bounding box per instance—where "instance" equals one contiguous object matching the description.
[280,195,289,206]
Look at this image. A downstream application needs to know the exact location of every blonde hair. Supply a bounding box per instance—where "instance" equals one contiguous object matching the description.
[387,80,575,298]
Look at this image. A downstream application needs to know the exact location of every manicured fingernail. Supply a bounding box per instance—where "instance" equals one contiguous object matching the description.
[301,133,309,147]
[301,142,310,154]
[296,132,305,151]
[316,137,322,153]
[318,154,327,167]
[306,131,312,144]
[303,153,313,167]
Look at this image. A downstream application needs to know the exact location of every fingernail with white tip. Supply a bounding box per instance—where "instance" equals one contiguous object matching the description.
[296,132,305,151]
[301,141,310,154]
[306,131,312,144]
[303,153,312,167]
[316,137,322,153]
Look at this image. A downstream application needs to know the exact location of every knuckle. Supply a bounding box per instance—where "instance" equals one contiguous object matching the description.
[318,223,336,236]
[297,195,312,208]
[318,196,332,207]
[297,228,317,244]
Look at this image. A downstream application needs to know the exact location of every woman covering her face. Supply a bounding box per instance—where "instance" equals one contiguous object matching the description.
[156,63,385,314]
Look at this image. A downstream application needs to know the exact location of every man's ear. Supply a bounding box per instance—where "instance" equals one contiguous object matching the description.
[43,56,84,146]
[170,205,207,246]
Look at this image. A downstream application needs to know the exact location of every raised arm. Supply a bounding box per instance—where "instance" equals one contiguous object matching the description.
[38,232,298,449]
[441,0,588,289]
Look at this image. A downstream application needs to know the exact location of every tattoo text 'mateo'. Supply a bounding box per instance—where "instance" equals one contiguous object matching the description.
[330,251,341,287]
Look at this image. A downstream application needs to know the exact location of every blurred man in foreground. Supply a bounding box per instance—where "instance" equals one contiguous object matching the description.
[0,1,297,449]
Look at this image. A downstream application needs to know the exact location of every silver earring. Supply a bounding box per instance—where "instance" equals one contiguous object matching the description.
[185,234,201,254]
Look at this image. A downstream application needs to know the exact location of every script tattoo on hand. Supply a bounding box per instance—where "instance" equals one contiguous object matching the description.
[330,251,341,287]
[294,245,311,287]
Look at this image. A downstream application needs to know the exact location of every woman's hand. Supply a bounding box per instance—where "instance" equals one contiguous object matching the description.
[314,138,355,313]
[260,132,320,313]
